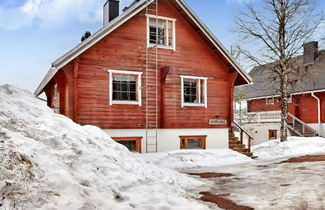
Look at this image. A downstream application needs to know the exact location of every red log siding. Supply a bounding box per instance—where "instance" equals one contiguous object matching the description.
[44,0,237,129]
[248,92,325,124]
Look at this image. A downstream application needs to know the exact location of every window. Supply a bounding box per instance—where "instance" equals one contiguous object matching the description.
[288,95,292,103]
[266,97,274,105]
[180,75,208,108]
[180,136,207,149]
[147,15,176,50]
[268,130,277,140]
[112,137,142,153]
[108,70,142,106]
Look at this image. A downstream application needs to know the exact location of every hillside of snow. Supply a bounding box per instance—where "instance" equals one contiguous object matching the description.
[252,137,325,159]
[0,85,209,210]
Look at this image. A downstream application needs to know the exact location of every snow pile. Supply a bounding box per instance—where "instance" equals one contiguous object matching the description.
[144,149,252,170]
[0,85,208,210]
[252,137,325,159]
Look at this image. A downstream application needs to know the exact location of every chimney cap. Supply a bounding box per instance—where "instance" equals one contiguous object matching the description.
[103,0,120,26]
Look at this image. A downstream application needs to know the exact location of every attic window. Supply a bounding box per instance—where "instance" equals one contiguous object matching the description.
[146,15,176,50]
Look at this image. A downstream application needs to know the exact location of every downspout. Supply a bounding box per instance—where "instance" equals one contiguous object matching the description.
[311,92,322,136]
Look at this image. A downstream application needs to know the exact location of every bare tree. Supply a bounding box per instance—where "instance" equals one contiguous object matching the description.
[235,0,324,142]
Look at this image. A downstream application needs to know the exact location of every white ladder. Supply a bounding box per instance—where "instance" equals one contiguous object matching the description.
[145,0,159,153]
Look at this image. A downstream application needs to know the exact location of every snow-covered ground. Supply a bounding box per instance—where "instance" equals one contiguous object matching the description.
[2,84,325,209]
[252,137,325,159]
[0,85,210,210]
[144,149,252,171]
[187,137,325,210]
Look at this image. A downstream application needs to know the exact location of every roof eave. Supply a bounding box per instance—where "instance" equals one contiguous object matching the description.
[175,0,252,84]
[35,0,252,96]
[34,0,153,96]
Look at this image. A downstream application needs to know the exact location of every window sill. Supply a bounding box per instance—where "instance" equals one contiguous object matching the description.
[111,101,141,106]
[148,44,175,51]
[182,103,207,108]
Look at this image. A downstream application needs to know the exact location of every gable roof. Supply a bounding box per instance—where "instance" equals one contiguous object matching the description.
[35,0,252,96]
[240,50,325,100]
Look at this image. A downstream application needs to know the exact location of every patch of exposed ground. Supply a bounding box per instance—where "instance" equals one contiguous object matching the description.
[280,184,291,187]
[189,172,234,178]
[199,192,254,210]
[280,155,325,163]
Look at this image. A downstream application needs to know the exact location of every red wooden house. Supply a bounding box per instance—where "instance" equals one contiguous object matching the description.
[240,42,325,145]
[35,0,252,153]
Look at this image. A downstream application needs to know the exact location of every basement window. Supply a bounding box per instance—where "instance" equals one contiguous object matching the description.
[180,136,207,149]
[112,137,142,153]
[147,15,176,50]
[268,130,277,140]
[108,70,142,106]
[180,75,208,108]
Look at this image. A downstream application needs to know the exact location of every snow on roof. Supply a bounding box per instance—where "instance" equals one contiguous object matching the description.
[0,84,210,209]
[34,0,252,96]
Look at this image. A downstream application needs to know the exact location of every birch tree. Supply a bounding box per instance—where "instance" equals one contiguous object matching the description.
[235,0,324,141]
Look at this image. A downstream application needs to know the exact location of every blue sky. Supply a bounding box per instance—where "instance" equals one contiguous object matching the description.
[0,0,324,92]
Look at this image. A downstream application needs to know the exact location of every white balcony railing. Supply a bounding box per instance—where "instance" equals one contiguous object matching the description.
[245,111,281,123]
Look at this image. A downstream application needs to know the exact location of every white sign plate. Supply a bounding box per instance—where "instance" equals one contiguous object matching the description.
[209,119,227,125]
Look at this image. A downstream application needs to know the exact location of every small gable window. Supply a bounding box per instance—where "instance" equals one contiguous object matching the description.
[147,15,176,50]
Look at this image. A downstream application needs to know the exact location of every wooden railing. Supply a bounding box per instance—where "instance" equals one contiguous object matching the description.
[232,121,254,153]
[243,111,282,123]
[287,113,318,137]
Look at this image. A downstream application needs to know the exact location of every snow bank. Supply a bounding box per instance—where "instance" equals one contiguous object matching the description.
[252,137,325,159]
[0,85,208,210]
[144,149,252,171]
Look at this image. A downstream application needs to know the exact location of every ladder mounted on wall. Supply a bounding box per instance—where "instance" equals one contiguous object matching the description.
[145,0,159,153]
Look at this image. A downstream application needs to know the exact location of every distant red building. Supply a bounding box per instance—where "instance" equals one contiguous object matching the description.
[241,42,325,144]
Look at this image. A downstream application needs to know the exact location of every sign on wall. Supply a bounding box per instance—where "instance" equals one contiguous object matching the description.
[209,119,227,125]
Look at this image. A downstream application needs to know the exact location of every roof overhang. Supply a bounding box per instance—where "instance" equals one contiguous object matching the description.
[35,0,252,96]
[246,89,325,101]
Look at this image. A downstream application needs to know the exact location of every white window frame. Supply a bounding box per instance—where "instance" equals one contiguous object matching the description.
[288,95,292,103]
[266,97,275,105]
[146,14,176,51]
[108,70,142,106]
[180,75,208,108]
